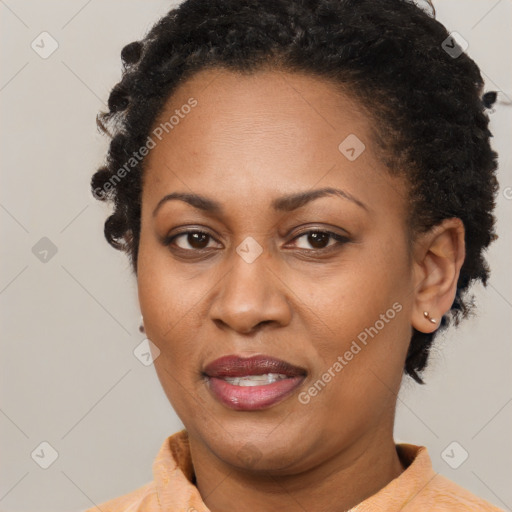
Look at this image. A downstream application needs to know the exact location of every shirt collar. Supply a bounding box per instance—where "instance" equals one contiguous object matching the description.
[152,429,210,512]
[347,442,437,511]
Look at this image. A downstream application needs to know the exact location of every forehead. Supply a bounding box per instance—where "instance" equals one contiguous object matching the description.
[142,67,405,216]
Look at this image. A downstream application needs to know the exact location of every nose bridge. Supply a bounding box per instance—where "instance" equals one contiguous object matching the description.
[210,239,291,332]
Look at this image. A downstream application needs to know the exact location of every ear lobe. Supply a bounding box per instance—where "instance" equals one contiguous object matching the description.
[411,218,466,333]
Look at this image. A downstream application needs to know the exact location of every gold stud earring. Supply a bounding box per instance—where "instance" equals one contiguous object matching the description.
[423,311,437,324]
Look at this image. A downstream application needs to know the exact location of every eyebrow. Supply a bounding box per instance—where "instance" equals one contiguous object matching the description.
[152,186,368,218]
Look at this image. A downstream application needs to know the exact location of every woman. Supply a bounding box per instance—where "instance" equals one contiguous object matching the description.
[88,0,503,510]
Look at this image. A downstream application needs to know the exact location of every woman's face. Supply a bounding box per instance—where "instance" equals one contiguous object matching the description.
[137,68,418,473]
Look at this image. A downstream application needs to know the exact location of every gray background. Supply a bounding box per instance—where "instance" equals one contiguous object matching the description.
[0,1,511,511]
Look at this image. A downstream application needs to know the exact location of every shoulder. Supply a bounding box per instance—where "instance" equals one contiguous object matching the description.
[80,480,158,512]
[412,472,504,511]
[79,431,191,512]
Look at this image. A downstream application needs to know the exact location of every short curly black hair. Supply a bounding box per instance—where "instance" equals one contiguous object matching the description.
[91,0,499,384]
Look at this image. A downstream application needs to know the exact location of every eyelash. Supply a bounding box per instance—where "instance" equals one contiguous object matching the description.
[163,229,349,254]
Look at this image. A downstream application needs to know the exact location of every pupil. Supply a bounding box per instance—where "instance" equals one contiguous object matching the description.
[309,232,328,248]
[189,232,208,249]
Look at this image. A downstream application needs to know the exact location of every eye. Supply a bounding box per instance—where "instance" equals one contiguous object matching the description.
[289,229,349,251]
[164,230,221,251]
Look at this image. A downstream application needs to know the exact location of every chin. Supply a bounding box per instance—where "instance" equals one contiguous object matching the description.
[220,437,307,473]
[194,413,316,473]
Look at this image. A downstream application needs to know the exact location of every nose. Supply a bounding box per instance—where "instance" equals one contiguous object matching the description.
[209,249,292,335]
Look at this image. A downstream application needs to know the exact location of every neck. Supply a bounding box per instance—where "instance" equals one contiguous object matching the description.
[189,428,405,512]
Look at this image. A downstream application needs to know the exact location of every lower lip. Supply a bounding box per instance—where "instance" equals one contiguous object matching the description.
[207,376,305,410]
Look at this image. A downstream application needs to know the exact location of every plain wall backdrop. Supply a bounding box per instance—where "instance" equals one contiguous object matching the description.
[1,1,511,511]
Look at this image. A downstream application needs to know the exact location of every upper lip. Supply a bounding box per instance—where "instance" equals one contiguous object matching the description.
[203,355,307,378]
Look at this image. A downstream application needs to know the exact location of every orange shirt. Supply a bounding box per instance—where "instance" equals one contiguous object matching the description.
[83,429,503,511]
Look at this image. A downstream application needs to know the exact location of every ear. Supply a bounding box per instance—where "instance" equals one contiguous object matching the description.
[411,218,466,333]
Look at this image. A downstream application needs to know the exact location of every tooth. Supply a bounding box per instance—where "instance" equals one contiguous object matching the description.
[223,373,288,386]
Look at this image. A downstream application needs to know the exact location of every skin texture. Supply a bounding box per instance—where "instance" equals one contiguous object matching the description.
[137,68,465,512]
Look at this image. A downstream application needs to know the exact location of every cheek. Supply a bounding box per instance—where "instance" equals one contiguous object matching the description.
[137,239,199,360]
[302,239,410,348]
[137,244,208,415]
[297,236,412,405]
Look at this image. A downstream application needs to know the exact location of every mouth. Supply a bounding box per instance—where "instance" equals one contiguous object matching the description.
[203,355,307,411]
